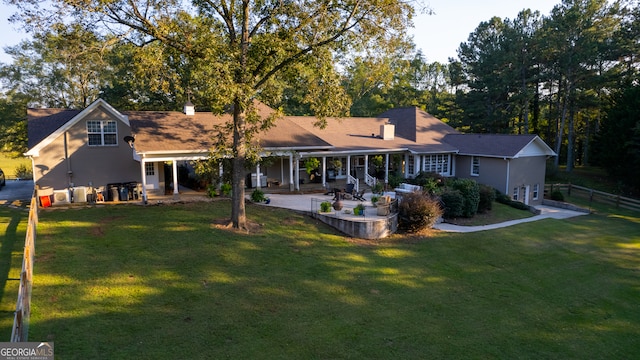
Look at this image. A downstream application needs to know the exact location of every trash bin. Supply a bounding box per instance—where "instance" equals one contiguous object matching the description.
[118,186,129,201]
[109,185,119,201]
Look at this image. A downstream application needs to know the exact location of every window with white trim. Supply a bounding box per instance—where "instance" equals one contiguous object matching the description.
[512,187,519,201]
[533,184,539,200]
[471,156,480,176]
[407,155,415,175]
[87,120,117,146]
[422,154,450,176]
[145,163,155,176]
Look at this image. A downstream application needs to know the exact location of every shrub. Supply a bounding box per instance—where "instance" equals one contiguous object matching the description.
[250,188,266,202]
[510,200,531,210]
[495,190,512,205]
[388,173,404,189]
[550,190,565,201]
[320,201,332,212]
[371,182,384,194]
[398,192,443,233]
[447,178,480,217]
[220,183,232,197]
[440,189,464,218]
[14,163,33,180]
[477,184,496,213]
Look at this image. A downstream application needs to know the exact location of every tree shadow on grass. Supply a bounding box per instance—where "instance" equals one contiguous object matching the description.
[25,203,640,359]
[0,208,27,339]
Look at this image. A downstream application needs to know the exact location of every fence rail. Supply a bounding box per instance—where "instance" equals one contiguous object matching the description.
[10,196,38,342]
[545,183,640,212]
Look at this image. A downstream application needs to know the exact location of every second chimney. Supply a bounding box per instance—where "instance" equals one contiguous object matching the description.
[380,123,395,140]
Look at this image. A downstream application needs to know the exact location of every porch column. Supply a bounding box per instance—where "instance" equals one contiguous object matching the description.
[256,163,261,189]
[385,154,390,184]
[364,155,369,178]
[289,155,294,191]
[346,155,352,183]
[172,160,179,197]
[321,156,327,188]
[295,157,300,191]
[219,162,223,189]
[140,159,148,204]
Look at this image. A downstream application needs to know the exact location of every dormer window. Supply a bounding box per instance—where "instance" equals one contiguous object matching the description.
[87,120,117,146]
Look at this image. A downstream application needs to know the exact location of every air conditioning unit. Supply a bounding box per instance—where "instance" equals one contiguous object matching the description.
[73,187,87,203]
[53,190,70,204]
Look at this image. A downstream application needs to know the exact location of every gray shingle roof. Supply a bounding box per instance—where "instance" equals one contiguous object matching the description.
[443,134,540,158]
[27,108,81,149]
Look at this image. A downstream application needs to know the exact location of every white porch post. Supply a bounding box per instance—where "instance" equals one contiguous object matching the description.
[256,163,261,189]
[140,159,148,203]
[346,155,352,183]
[385,153,390,184]
[172,160,179,197]
[289,155,294,191]
[219,162,224,189]
[295,157,300,191]
[364,155,369,178]
[321,156,327,188]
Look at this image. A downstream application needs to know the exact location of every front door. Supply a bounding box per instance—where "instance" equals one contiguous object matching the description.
[145,162,159,190]
[522,185,530,205]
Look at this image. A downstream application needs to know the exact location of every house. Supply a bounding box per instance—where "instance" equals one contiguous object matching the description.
[26,98,556,206]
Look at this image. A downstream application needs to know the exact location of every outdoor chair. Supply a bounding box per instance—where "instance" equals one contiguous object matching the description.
[353,189,366,201]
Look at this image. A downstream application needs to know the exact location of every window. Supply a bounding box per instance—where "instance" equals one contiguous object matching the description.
[145,163,155,176]
[422,154,450,176]
[512,187,519,201]
[87,120,117,146]
[533,184,539,200]
[471,156,480,176]
[407,155,415,175]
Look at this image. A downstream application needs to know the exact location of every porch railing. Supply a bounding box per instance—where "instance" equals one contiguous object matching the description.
[347,175,359,192]
[365,173,377,188]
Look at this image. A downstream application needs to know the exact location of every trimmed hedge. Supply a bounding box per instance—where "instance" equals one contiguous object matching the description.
[440,190,464,218]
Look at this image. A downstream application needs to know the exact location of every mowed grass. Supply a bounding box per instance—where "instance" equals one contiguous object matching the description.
[0,154,30,179]
[13,200,640,359]
[0,207,28,340]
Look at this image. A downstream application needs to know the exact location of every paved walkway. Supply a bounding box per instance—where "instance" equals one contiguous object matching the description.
[259,192,589,233]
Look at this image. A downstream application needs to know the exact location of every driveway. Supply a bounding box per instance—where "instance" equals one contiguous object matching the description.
[0,179,35,208]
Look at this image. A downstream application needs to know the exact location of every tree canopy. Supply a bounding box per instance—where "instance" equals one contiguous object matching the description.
[5,0,415,228]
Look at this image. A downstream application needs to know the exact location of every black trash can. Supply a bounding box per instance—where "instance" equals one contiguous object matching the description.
[118,186,129,201]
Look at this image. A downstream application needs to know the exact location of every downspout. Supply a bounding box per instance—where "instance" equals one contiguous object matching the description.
[64,131,73,186]
[504,158,510,195]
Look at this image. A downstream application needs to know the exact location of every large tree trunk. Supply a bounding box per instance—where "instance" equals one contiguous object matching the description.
[231,102,247,230]
[566,100,575,173]
[229,0,251,230]
[554,78,569,170]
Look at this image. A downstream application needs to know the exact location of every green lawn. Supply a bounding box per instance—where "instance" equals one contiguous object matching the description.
[9,199,638,359]
[0,153,30,180]
[0,207,28,339]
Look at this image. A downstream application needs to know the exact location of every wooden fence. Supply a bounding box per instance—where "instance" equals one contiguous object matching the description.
[10,196,38,342]
[545,183,640,212]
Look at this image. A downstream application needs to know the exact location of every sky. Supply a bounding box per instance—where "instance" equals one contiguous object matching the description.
[0,0,561,65]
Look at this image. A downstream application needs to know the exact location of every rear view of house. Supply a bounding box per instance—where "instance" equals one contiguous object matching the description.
[26,99,555,206]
